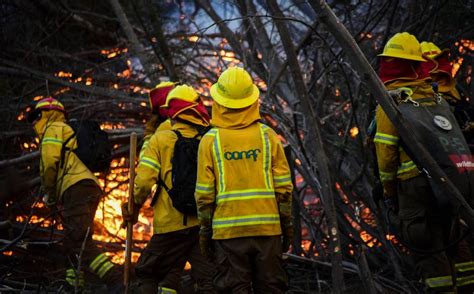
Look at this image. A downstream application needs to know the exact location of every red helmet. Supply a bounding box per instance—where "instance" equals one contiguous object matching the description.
[35,97,66,112]
[28,97,66,123]
[149,82,176,115]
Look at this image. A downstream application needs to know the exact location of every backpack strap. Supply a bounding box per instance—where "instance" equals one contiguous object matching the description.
[150,177,169,207]
[174,129,201,140]
[173,130,183,139]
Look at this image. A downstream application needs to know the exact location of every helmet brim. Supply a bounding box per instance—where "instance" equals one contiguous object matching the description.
[210,83,260,109]
[378,52,427,62]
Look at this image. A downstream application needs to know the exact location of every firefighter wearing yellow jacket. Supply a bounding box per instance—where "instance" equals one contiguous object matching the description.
[125,85,215,293]
[195,67,293,293]
[139,81,175,160]
[376,33,474,292]
[28,98,121,291]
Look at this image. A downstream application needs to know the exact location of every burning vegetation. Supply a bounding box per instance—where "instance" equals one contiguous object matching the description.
[0,0,473,292]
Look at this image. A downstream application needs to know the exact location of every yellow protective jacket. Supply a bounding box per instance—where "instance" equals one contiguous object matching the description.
[374,80,435,197]
[195,102,293,240]
[139,119,171,160]
[35,110,100,202]
[134,115,208,234]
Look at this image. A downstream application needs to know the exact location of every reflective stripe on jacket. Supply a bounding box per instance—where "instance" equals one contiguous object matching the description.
[37,112,99,201]
[134,121,200,234]
[196,122,293,239]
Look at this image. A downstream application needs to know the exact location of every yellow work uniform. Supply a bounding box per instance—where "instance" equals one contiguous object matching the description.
[139,119,172,160]
[374,80,434,197]
[36,110,99,201]
[134,121,200,234]
[195,102,293,239]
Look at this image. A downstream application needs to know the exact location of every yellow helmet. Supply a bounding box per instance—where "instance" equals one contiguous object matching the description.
[164,84,198,107]
[210,67,259,109]
[420,41,442,59]
[378,32,426,62]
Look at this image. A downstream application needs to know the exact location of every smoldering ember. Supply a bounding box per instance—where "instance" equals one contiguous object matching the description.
[0,0,473,293]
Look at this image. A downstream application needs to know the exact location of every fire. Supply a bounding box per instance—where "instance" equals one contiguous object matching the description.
[188,36,199,42]
[349,126,359,138]
[3,251,13,256]
[92,156,154,264]
[360,230,379,248]
[55,71,73,78]
[452,57,463,77]
[100,48,128,59]
[100,122,126,130]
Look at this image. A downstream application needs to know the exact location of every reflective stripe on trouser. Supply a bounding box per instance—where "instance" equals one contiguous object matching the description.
[426,274,474,289]
[158,286,177,294]
[89,253,115,278]
[456,261,474,273]
[66,268,85,287]
[455,261,474,288]
[425,275,453,289]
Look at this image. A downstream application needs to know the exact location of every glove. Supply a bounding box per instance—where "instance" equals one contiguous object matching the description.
[384,197,398,213]
[281,225,293,252]
[42,194,56,207]
[276,192,293,252]
[199,226,214,262]
[121,202,140,228]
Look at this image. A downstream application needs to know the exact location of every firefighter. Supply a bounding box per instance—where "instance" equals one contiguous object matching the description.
[420,41,474,154]
[195,67,293,292]
[28,98,121,291]
[375,33,474,292]
[123,85,215,293]
[420,41,461,102]
[139,81,175,160]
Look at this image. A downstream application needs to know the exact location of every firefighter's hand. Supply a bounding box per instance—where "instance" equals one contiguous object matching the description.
[384,197,398,213]
[199,226,214,262]
[121,202,140,228]
[282,225,293,253]
[42,194,56,207]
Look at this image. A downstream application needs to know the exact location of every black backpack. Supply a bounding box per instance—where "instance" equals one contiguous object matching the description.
[154,129,207,222]
[61,120,112,173]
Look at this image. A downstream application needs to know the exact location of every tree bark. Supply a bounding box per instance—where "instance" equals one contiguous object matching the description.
[108,0,154,78]
[143,0,178,81]
[266,0,345,291]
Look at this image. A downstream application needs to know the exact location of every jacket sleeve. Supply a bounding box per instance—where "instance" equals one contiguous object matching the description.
[268,128,293,196]
[139,119,171,160]
[374,106,399,198]
[40,124,64,198]
[134,133,161,206]
[195,134,216,227]
[268,128,293,228]
[138,136,152,161]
